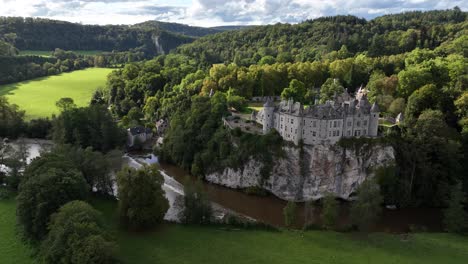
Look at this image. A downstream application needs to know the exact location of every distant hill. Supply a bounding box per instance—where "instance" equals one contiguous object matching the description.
[135,21,223,37]
[209,25,253,31]
[174,8,467,66]
[0,17,195,56]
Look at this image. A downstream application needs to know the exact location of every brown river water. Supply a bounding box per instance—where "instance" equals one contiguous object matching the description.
[9,141,442,233]
[159,163,443,233]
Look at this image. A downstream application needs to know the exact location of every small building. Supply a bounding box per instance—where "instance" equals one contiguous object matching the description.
[127,126,153,147]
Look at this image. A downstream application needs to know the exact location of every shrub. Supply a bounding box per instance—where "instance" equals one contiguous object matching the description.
[182,180,212,224]
[321,193,339,230]
[40,201,118,264]
[443,183,467,233]
[283,201,297,228]
[350,179,383,231]
[16,168,89,240]
[117,165,169,230]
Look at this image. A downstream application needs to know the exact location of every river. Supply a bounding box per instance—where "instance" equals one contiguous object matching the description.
[159,162,443,232]
[6,140,442,232]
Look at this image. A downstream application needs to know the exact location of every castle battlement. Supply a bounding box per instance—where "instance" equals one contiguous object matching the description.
[254,87,380,145]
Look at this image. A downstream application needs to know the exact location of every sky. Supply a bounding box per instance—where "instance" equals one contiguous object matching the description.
[0,0,466,27]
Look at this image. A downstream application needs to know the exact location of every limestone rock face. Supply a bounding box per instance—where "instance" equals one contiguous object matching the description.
[205,143,395,202]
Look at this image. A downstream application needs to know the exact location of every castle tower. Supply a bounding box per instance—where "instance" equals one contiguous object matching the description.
[263,97,275,134]
[369,102,380,137]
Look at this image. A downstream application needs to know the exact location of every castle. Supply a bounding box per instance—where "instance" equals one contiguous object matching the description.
[254,87,380,145]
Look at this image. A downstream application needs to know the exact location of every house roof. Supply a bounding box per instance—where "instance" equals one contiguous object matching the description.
[128,126,152,136]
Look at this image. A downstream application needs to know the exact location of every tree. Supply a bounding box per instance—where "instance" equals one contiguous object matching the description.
[56,97,76,112]
[258,56,276,65]
[0,96,25,138]
[117,165,169,230]
[321,193,339,230]
[283,201,297,228]
[40,201,118,264]
[16,167,89,240]
[52,105,125,152]
[281,79,306,103]
[320,78,344,103]
[443,183,467,233]
[388,98,406,116]
[350,179,383,231]
[182,179,212,224]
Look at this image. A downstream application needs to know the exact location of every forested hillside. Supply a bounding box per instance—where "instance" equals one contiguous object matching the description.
[100,8,468,210]
[135,21,223,37]
[175,8,466,66]
[0,17,194,55]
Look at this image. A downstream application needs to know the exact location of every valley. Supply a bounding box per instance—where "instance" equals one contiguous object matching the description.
[0,6,467,264]
[0,68,112,119]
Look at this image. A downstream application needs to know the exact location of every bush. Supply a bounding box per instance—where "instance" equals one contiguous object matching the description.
[321,193,339,230]
[16,168,89,240]
[40,201,118,264]
[283,201,297,228]
[350,179,383,231]
[117,165,169,230]
[443,183,467,233]
[182,179,212,224]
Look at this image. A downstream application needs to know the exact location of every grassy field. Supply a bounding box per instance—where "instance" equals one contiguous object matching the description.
[92,198,468,264]
[18,50,103,57]
[0,199,34,264]
[0,68,114,120]
[1,197,467,264]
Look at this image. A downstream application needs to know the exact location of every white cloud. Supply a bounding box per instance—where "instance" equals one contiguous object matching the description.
[0,0,465,26]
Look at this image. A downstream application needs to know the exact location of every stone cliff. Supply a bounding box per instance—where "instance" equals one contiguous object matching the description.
[205,142,395,202]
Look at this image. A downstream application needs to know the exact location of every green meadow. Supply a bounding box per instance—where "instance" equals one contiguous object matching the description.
[0,68,113,120]
[18,50,103,57]
[1,197,467,264]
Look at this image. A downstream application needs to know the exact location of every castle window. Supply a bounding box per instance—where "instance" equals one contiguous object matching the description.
[291,128,293,133]
[329,131,331,137]
[354,130,361,136]
[303,120,305,125]
[333,121,337,128]
[313,121,316,127]
[295,129,297,134]
[281,125,283,129]
[347,131,351,136]
[363,130,367,135]
[364,120,367,126]
[357,121,360,127]
[313,131,316,137]
[291,119,294,124]
[347,121,351,126]
[281,117,283,122]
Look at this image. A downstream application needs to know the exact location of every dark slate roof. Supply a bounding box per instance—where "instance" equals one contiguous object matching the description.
[129,126,152,136]
[371,102,380,113]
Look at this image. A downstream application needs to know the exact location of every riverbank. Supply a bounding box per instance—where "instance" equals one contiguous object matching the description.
[1,197,467,264]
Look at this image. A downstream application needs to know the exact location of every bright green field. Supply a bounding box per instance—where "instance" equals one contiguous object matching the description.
[1,197,467,264]
[19,50,103,57]
[0,199,34,264]
[0,68,113,120]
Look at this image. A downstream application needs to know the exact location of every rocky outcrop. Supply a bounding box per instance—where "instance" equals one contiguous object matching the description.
[206,142,395,202]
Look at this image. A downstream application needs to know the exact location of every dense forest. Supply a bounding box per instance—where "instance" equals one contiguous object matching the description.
[175,8,466,67]
[0,17,194,55]
[101,8,468,210]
